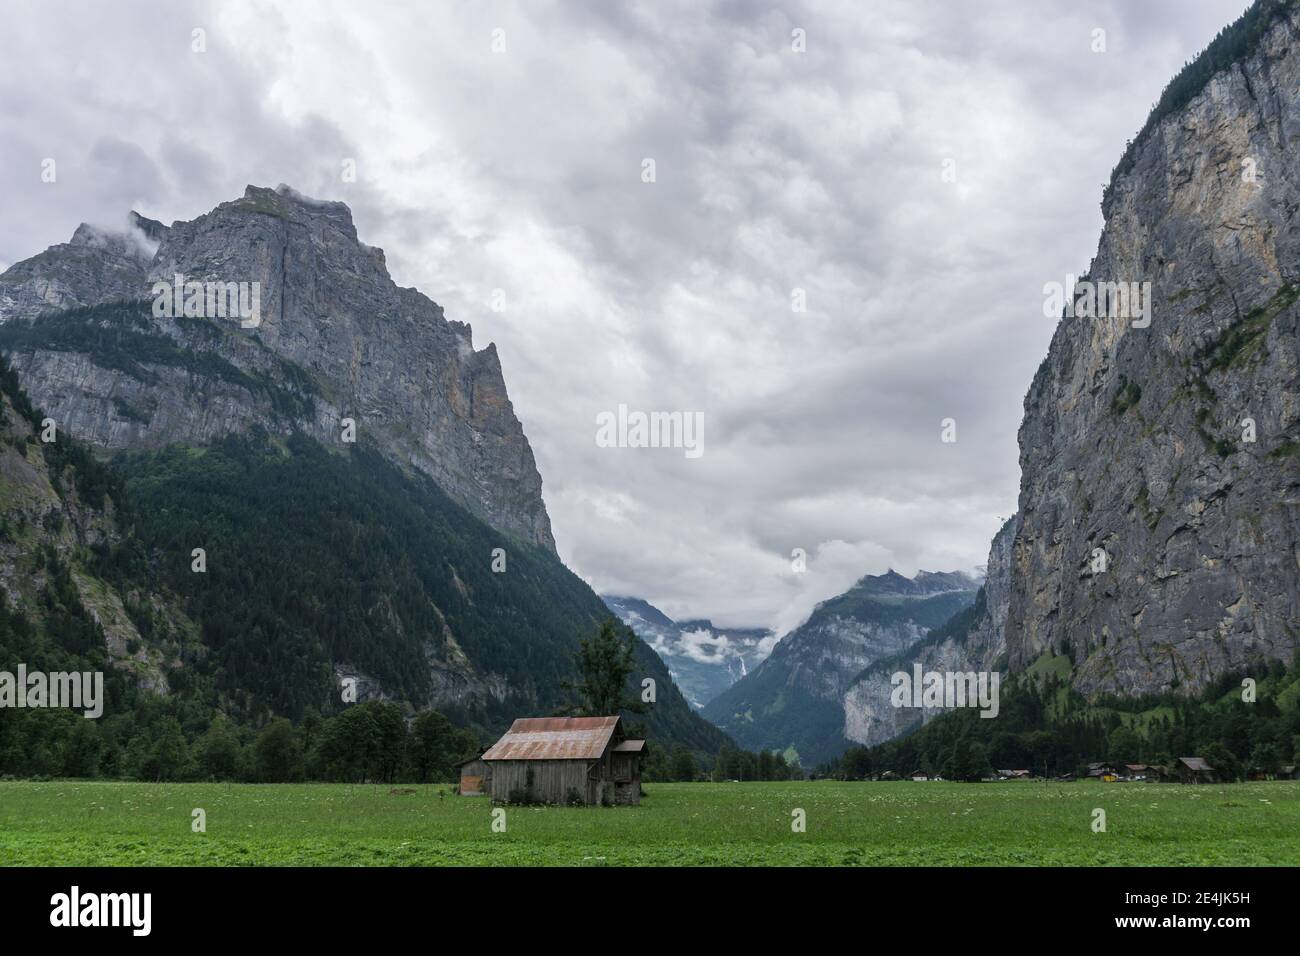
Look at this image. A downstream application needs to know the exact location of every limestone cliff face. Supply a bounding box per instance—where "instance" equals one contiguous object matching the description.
[0,186,555,551]
[1007,8,1300,697]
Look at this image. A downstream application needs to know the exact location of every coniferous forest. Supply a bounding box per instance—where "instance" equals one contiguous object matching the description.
[827,656,1300,783]
[0,357,725,782]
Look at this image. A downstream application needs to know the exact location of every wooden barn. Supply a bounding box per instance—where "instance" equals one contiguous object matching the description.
[481,716,645,805]
[1176,756,1216,784]
[456,754,489,795]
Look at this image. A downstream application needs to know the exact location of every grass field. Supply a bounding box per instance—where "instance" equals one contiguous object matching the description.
[2,779,1298,866]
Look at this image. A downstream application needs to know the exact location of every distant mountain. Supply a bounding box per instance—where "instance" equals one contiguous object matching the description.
[701,570,979,767]
[603,595,773,710]
[840,519,1017,751]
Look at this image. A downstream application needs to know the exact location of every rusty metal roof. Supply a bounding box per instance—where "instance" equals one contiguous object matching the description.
[611,739,645,753]
[482,716,622,761]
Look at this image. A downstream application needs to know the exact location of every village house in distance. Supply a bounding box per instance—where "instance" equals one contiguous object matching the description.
[460,716,645,806]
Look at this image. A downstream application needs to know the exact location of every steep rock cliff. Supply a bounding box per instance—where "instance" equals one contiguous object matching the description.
[1007,4,1300,696]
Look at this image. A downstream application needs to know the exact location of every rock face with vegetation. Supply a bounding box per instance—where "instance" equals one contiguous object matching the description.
[1007,1,1300,698]
[0,363,194,704]
[701,570,979,767]
[0,186,553,551]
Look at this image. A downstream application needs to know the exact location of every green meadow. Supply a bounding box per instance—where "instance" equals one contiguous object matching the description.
[2,779,1297,866]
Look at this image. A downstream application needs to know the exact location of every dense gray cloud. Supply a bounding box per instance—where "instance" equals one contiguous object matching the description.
[0,0,1253,634]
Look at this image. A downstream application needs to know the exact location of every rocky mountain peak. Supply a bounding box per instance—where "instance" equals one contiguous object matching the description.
[127,210,169,244]
[0,185,556,551]
[848,568,974,599]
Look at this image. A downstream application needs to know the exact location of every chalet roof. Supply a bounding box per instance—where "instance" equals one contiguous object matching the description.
[611,739,645,753]
[1178,756,1213,771]
[482,716,622,761]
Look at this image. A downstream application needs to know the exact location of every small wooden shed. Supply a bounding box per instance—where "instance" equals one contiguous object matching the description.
[456,754,489,795]
[1176,756,1216,784]
[481,715,644,805]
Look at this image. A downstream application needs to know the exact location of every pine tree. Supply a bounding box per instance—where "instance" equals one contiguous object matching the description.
[565,618,642,717]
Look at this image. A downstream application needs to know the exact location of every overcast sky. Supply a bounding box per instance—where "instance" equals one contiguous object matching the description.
[0,0,1254,634]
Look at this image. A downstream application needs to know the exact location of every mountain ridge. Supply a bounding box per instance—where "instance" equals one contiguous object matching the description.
[701,568,979,766]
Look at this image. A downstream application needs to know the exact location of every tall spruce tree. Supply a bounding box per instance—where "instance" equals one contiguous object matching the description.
[566,618,642,717]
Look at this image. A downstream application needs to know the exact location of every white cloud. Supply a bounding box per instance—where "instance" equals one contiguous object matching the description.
[677,628,732,665]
